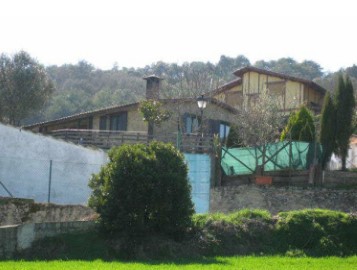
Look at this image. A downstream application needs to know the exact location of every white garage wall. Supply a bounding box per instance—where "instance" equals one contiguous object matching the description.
[0,123,108,204]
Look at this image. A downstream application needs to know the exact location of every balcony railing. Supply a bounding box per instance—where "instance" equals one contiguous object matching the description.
[50,129,214,153]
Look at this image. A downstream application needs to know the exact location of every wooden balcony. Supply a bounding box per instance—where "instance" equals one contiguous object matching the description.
[50,129,214,153]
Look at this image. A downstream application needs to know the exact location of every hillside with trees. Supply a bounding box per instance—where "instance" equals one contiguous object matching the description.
[22,55,357,125]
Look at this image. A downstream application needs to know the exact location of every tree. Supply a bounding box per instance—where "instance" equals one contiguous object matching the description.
[88,142,194,238]
[254,58,323,80]
[237,90,283,147]
[0,51,54,125]
[226,124,245,148]
[139,100,171,136]
[334,74,355,170]
[234,90,284,173]
[280,105,315,142]
[320,92,336,169]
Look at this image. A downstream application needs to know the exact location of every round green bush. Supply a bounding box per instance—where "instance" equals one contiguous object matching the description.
[88,142,194,239]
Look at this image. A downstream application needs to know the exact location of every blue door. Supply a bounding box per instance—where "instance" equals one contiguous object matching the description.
[184,153,211,213]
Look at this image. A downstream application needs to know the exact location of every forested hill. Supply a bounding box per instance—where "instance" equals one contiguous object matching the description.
[24,55,357,125]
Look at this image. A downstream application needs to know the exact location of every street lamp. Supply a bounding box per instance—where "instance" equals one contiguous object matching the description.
[196,95,207,136]
[197,95,207,110]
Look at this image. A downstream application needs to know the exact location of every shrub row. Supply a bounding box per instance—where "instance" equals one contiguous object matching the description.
[195,209,357,257]
[16,209,357,260]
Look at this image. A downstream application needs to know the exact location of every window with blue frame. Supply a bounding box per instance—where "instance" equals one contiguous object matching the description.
[219,122,230,141]
[184,114,200,133]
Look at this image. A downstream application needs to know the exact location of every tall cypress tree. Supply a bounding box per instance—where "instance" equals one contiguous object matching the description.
[320,92,336,169]
[334,74,355,170]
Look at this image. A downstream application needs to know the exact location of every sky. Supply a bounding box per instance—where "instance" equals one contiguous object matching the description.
[1,0,356,73]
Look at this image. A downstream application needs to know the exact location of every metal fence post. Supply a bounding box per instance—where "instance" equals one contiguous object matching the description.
[48,160,53,203]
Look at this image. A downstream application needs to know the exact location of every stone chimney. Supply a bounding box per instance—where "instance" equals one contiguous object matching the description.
[143,75,162,100]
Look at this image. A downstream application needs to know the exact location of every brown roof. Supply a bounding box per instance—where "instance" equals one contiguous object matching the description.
[24,102,140,129]
[206,78,241,96]
[233,66,327,94]
[24,97,238,129]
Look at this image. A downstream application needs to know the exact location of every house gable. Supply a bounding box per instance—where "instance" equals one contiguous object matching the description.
[209,66,326,113]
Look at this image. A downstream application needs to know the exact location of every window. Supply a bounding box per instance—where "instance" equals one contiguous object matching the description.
[219,122,230,141]
[99,116,107,130]
[109,112,128,131]
[77,117,91,129]
[184,114,200,134]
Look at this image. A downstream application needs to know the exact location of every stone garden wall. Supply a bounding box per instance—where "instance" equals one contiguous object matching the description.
[210,185,357,214]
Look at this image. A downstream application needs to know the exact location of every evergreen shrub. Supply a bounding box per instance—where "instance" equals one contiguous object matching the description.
[88,142,194,239]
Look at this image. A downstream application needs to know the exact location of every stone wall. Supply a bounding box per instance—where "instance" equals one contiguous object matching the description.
[210,185,357,214]
[323,171,357,187]
[0,221,95,259]
[0,197,96,226]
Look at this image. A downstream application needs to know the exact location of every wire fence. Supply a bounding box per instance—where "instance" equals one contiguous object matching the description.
[0,156,104,204]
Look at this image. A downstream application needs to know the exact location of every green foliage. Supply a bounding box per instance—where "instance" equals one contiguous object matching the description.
[194,209,356,257]
[226,124,244,148]
[0,51,54,125]
[334,74,355,170]
[7,255,357,269]
[320,92,337,168]
[139,100,171,126]
[280,106,315,142]
[12,209,357,260]
[254,58,323,80]
[276,209,356,256]
[192,209,272,229]
[88,142,194,239]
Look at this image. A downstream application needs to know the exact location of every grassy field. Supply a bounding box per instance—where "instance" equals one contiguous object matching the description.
[1,256,357,270]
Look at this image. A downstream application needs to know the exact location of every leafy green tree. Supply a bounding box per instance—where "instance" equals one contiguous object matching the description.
[320,92,337,169]
[88,142,194,239]
[280,105,315,142]
[334,74,355,170]
[139,100,171,136]
[0,51,54,125]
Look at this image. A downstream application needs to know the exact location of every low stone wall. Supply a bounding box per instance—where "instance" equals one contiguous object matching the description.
[210,185,357,214]
[0,197,96,226]
[323,171,357,187]
[0,221,95,259]
[222,170,310,186]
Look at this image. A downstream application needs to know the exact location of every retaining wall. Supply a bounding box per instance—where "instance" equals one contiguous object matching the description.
[0,221,95,259]
[210,185,357,214]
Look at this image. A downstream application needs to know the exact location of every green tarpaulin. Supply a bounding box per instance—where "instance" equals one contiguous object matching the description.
[221,141,322,176]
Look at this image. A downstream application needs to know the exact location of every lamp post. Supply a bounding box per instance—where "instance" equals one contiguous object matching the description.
[197,95,207,137]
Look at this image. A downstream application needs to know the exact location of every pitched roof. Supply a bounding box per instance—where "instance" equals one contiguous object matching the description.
[206,78,241,96]
[24,101,140,129]
[24,97,238,129]
[233,66,326,94]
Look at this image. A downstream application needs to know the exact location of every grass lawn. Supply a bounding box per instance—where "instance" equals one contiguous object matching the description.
[1,256,356,270]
